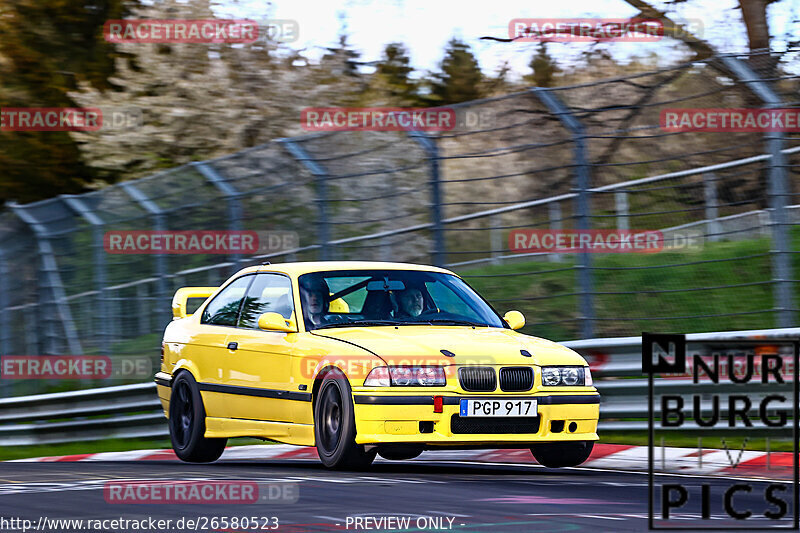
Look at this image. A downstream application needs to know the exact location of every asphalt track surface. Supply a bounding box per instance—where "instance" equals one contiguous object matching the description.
[0,457,796,533]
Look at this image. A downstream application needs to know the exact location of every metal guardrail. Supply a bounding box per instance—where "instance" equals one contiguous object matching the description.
[2,326,798,446]
[0,382,166,446]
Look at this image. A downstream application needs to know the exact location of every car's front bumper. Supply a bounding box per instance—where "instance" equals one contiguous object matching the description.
[351,392,599,445]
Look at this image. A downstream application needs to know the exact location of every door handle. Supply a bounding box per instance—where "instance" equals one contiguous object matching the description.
[227,342,238,351]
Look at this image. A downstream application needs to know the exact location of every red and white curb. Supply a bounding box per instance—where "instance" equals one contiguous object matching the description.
[8,443,795,479]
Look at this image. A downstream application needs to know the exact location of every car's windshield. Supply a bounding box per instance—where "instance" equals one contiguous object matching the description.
[297,270,505,331]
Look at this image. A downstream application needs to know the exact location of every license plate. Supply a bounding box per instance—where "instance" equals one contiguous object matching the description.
[459,399,538,417]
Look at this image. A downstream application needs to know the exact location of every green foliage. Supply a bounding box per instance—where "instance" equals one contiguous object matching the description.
[461,233,796,341]
[373,42,420,105]
[0,0,137,204]
[524,43,560,87]
[427,38,484,104]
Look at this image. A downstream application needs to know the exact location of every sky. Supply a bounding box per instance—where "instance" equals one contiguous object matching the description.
[215,0,798,80]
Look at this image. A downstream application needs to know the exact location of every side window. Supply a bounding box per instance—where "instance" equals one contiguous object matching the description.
[238,273,294,329]
[200,276,252,326]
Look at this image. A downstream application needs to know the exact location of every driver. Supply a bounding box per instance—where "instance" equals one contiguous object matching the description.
[299,275,329,329]
[395,287,424,318]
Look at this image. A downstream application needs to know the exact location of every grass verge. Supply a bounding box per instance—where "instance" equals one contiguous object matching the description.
[0,437,273,461]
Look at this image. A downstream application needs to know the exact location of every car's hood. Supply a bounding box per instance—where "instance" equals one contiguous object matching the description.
[312,326,586,367]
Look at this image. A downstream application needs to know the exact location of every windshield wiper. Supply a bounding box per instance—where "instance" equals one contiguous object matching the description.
[316,319,398,329]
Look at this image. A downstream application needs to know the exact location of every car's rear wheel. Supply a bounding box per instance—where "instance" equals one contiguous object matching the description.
[314,370,376,470]
[169,372,227,463]
[530,440,594,468]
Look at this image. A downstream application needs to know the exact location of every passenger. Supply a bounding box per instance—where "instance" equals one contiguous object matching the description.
[395,287,424,318]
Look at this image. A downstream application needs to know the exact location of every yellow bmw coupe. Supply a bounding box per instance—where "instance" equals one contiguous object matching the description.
[155,261,599,469]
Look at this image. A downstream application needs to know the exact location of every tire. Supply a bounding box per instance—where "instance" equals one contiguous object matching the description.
[314,370,376,470]
[530,440,594,468]
[169,372,227,463]
[378,446,423,461]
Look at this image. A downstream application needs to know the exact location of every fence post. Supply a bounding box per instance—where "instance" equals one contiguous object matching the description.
[60,195,112,350]
[380,170,395,262]
[721,56,794,328]
[193,162,244,273]
[490,213,502,265]
[0,244,9,357]
[548,201,563,263]
[120,183,170,328]
[408,131,446,267]
[615,191,629,231]
[703,173,721,242]
[9,203,83,355]
[280,139,333,260]
[137,283,149,336]
[534,88,594,338]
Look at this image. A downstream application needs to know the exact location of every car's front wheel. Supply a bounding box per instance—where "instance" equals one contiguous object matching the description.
[530,441,594,468]
[314,370,376,470]
[169,372,227,463]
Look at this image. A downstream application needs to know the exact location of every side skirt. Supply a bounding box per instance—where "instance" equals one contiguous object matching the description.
[204,417,314,446]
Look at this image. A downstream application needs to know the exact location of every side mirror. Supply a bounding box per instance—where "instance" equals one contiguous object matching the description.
[258,312,296,333]
[172,287,217,319]
[503,310,525,330]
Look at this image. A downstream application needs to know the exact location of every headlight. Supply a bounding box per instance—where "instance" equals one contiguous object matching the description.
[541,367,561,386]
[540,366,587,386]
[562,367,580,385]
[364,366,446,387]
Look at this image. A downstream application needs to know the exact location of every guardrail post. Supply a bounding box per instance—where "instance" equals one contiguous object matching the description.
[280,139,333,261]
[408,131,446,267]
[703,173,721,242]
[615,191,629,231]
[193,162,244,273]
[721,56,794,328]
[120,183,170,328]
[533,88,594,338]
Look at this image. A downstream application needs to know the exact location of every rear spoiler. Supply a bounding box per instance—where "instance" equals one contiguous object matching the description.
[172,287,217,319]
